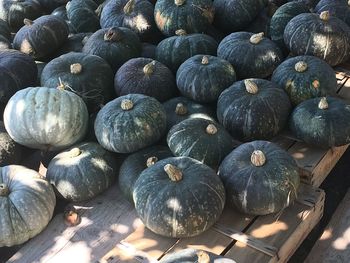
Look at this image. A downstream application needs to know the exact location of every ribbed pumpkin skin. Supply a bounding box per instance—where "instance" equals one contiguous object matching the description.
[315,0,350,26]
[66,0,100,33]
[82,27,142,72]
[0,165,56,247]
[95,94,167,153]
[0,121,22,166]
[13,15,69,59]
[133,156,225,238]
[0,50,38,109]
[217,32,283,79]
[114,57,177,102]
[156,33,218,73]
[46,142,117,202]
[163,97,216,131]
[270,2,309,54]
[4,87,89,150]
[119,145,173,203]
[176,55,236,103]
[213,0,268,33]
[167,118,237,169]
[41,52,114,113]
[218,140,300,215]
[217,79,292,142]
[290,97,350,148]
[154,0,214,36]
[284,13,350,66]
[271,55,337,106]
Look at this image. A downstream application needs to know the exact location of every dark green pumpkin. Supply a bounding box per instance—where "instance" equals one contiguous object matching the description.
[114,57,177,102]
[41,52,114,113]
[154,0,214,36]
[167,118,238,169]
[270,2,309,55]
[133,156,225,238]
[290,97,350,148]
[95,94,167,153]
[82,26,142,72]
[54,33,92,57]
[176,55,236,103]
[163,96,216,132]
[37,0,69,13]
[46,142,117,201]
[271,55,337,106]
[217,79,292,142]
[51,5,77,34]
[284,11,350,66]
[315,0,350,26]
[217,32,283,79]
[119,145,173,203]
[218,140,300,215]
[243,6,272,37]
[155,30,218,73]
[13,15,69,59]
[0,19,11,41]
[66,0,100,33]
[0,121,22,165]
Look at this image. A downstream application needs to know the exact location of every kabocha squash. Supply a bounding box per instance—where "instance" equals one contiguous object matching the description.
[13,15,69,59]
[315,0,350,26]
[155,30,218,73]
[284,11,350,66]
[218,140,300,215]
[119,145,173,203]
[271,55,337,106]
[163,97,216,131]
[41,52,114,112]
[133,156,225,238]
[217,32,283,79]
[51,5,77,34]
[290,97,350,148]
[94,94,166,153]
[270,2,309,55]
[46,142,117,202]
[66,0,100,33]
[167,118,238,169]
[4,87,89,150]
[154,0,214,36]
[217,79,291,142]
[114,58,177,102]
[0,165,56,247]
[82,26,142,72]
[37,0,69,13]
[213,0,268,33]
[243,6,272,36]
[0,121,22,166]
[176,55,236,103]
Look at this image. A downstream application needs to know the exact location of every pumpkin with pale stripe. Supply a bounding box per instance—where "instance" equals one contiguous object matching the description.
[315,0,350,26]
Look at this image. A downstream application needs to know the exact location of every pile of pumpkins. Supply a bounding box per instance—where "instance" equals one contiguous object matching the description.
[1,0,350,256]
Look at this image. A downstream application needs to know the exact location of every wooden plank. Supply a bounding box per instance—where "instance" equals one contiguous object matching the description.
[305,189,350,263]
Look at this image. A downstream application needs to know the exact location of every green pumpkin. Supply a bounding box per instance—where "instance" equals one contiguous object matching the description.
[37,0,69,13]
[315,0,350,26]
[0,165,56,247]
[133,156,225,237]
[154,0,214,36]
[0,121,22,166]
[271,55,337,106]
[167,118,238,169]
[51,5,77,34]
[284,11,350,66]
[119,145,173,203]
[217,79,292,142]
[46,142,117,202]
[155,30,218,73]
[217,32,283,79]
[218,140,300,215]
[176,55,236,103]
[94,94,167,153]
[41,52,114,113]
[290,97,350,148]
[66,0,100,33]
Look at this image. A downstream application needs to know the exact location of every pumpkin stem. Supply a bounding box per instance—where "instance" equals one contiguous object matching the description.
[320,11,330,21]
[0,183,9,196]
[23,18,34,26]
[70,63,83,74]
[143,61,156,76]
[121,99,134,110]
[123,0,135,15]
[68,147,81,158]
[64,205,81,227]
[95,4,104,17]
[175,29,187,36]
[175,103,188,115]
[312,79,320,89]
[251,150,266,167]
[104,28,123,42]
[164,164,183,182]
[197,251,210,263]
[249,32,264,44]
[244,79,259,94]
[318,97,329,110]
[146,156,158,167]
[206,124,217,135]
[82,36,90,45]
[57,77,66,91]
[294,61,308,73]
[175,0,185,6]
[201,56,209,65]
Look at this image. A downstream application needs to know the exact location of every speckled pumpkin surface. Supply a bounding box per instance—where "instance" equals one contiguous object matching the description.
[66,0,100,33]
[315,0,350,26]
